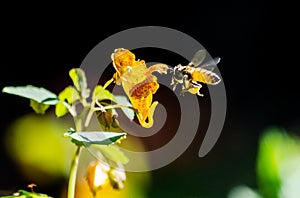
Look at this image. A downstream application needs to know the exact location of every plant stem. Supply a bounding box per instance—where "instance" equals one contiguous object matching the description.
[67,78,115,197]
[67,98,89,198]
[103,77,114,90]
[96,104,136,111]
[84,78,114,127]
[67,146,82,198]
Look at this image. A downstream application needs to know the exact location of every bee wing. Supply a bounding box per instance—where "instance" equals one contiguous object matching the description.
[197,57,221,71]
[212,57,221,65]
[189,49,207,67]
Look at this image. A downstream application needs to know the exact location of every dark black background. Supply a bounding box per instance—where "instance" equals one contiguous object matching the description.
[0,1,299,197]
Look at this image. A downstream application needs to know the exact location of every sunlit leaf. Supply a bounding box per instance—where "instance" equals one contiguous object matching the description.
[64,131,126,147]
[69,68,90,98]
[114,95,135,121]
[2,85,58,104]
[92,85,116,102]
[18,189,50,197]
[30,99,50,114]
[41,97,60,105]
[91,144,129,164]
[1,189,51,197]
[58,86,80,104]
[54,86,80,117]
[55,101,69,117]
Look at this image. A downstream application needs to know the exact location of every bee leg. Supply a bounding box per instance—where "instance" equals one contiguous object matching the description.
[179,87,186,96]
[196,91,204,97]
[170,76,175,86]
[182,75,189,87]
[191,81,203,97]
[182,80,203,96]
[179,74,191,96]
[182,74,191,90]
[181,85,193,96]
[171,77,179,91]
[172,82,177,91]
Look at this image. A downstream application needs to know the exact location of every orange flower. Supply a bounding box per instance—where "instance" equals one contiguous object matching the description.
[111,48,168,128]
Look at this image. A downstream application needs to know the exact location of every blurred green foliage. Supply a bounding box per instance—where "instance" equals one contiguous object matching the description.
[5,113,75,184]
[229,127,300,198]
[4,113,150,198]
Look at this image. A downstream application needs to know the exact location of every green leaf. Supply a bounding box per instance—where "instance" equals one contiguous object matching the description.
[0,189,51,197]
[69,68,90,98]
[30,99,50,114]
[257,127,300,198]
[114,95,135,121]
[92,85,116,102]
[2,85,58,104]
[91,144,129,164]
[55,86,80,117]
[41,97,60,105]
[18,190,50,197]
[64,131,126,146]
[58,86,80,104]
[55,101,69,117]
[257,129,282,198]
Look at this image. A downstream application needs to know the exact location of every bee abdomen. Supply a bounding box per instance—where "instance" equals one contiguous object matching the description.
[193,68,221,85]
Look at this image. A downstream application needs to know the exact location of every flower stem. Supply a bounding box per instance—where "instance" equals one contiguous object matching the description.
[67,98,89,198]
[84,78,114,127]
[67,145,82,198]
[95,104,136,111]
[67,78,115,197]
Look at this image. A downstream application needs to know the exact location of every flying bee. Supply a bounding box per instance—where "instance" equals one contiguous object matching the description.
[171,49,221,96]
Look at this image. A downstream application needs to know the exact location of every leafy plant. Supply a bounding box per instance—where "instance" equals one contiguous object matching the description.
[4,47,222,197]
[0,189,51,198]
[2,68,133,198]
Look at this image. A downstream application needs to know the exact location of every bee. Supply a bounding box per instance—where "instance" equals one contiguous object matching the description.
[171,49,221,96]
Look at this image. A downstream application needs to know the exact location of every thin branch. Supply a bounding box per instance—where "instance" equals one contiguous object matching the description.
[84,78,114,128]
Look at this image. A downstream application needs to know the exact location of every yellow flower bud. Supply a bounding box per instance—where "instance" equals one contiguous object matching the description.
[86,161,110,195]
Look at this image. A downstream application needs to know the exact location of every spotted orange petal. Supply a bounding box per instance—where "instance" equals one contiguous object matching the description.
[111,48,168,128]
